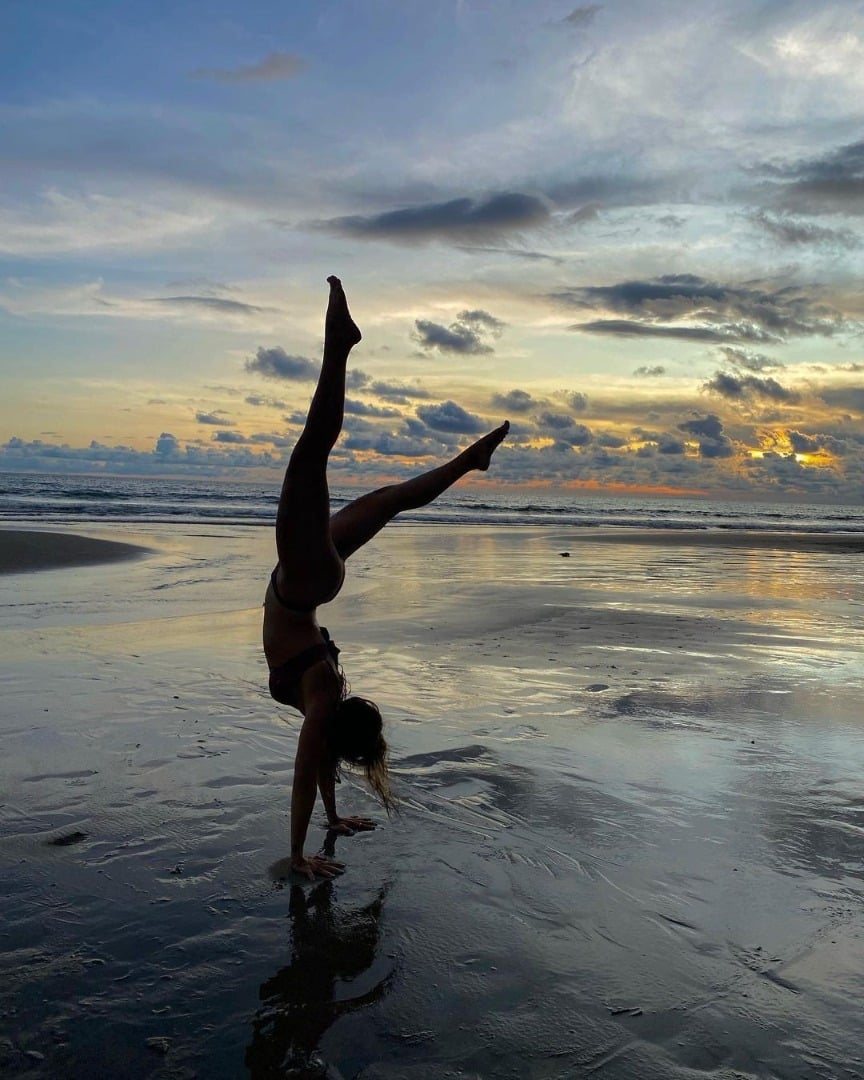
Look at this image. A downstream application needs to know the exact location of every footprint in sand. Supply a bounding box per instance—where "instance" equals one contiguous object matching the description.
[585,683,610,692]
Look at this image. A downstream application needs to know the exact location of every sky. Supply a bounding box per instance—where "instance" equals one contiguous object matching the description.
[2,0,864,501]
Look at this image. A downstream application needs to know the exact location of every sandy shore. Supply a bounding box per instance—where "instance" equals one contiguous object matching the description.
[2,523,863,1078]
[0,528,148,575]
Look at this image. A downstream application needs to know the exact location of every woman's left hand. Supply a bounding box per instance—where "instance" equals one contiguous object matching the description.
[328,815,376,835]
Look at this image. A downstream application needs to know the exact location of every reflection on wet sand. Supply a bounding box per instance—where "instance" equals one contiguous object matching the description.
[247,840,392,1079]
[4,525,864,1078]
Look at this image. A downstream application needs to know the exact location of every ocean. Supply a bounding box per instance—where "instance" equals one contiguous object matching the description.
[1,469,862,534]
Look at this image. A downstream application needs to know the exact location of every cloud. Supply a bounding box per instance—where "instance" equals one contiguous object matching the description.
[492,389,536,413]
[537,411,576,431]
[245,394,288,409]
[248,432,294,448]
[415,401,486,434]
[346,369,371,390]
[5,415,863,499]
[149,295,268,316]
[749,211,859,249]
[324,192,550,242]
[369,379,431,402]
[459,309,506,333]
[564,391,589,413]
[678,414,724,440]
[575,320,769,343]
[561,5,601,29]
[0,191,215,256]
[0,97,317,218]
[596,432,626,448]
[759,139,864,216]
[693,436,734,460]
[342,432,438,457]
[633,365,666,376]
[213,430,251,443]
[787,430,822,454]
[704,371,801,404]
[677,414,734,458]
[566,423,593,446]
[414,309,505,355]
[556,274,846,343]
[191,52,306,83]
[457,245,564,264]
[156,432,180,456]
[784,429,849,457]
[718,347,782,372]
[820,386,864,413]
[2,433,278,475]
[567,202,601,225]
[196,411,233,425]
[656,434,686,454]
[245,346,319,381]
[544,174,674,211]
[344,398,401,418]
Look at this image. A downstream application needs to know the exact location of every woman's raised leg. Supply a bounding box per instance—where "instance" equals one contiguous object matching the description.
[273,277,361,606]
[330,421,509,560]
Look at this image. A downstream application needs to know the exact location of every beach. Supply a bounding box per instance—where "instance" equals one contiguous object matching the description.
[2,522,863,1079]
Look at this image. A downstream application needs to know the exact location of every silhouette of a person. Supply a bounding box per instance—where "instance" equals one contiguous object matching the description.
[246,863,392,1079]
[263,276,509,878]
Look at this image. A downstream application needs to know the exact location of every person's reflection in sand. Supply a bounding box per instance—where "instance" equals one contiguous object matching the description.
[248,835,392,1079]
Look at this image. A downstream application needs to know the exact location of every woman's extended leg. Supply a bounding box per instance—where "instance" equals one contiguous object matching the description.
[330,421,509,560]
[273,277,362,607]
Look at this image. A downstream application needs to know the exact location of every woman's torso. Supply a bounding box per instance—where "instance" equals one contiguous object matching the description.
[263,577,342,712]
[263,577,325,668]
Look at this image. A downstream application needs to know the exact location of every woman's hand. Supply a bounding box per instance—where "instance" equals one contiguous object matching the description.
[327,815,376,835]
[290,852,345,880]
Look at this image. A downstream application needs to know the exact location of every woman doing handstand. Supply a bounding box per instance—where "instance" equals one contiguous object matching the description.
[264,276,509,879]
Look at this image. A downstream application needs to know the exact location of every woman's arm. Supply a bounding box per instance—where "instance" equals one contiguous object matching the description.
[290,706,344,879]
[318,761,377,835]
[317,760,339,825]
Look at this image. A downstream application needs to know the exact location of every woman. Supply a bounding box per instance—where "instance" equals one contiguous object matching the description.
[264,276,509,879]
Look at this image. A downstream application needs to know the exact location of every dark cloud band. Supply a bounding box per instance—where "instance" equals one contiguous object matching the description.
[324,192,549,242]
[245,347,319,381]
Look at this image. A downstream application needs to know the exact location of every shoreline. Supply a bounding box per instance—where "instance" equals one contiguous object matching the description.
[1,522,860,578]
[0,528,150,575]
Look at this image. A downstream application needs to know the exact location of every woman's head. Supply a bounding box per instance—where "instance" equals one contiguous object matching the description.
[327,695,395,813]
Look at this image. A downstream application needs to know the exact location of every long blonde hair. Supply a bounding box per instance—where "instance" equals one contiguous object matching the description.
[328,695,396,815]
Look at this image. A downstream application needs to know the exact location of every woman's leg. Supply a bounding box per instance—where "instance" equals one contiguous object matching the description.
[274,277,362,606]
[330,421,509,560]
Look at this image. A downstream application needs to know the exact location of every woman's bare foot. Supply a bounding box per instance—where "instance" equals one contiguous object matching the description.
[325,275,362,354]
[464,421,510,471]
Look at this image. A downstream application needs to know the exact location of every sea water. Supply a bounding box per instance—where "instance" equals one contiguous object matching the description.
[1,471,862,533]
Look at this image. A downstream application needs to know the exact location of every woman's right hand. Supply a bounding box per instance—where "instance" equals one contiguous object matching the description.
[290,852,345,880]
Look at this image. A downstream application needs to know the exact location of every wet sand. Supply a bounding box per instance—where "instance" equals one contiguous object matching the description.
[1,524,863,1078]
[0,528,148,574]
